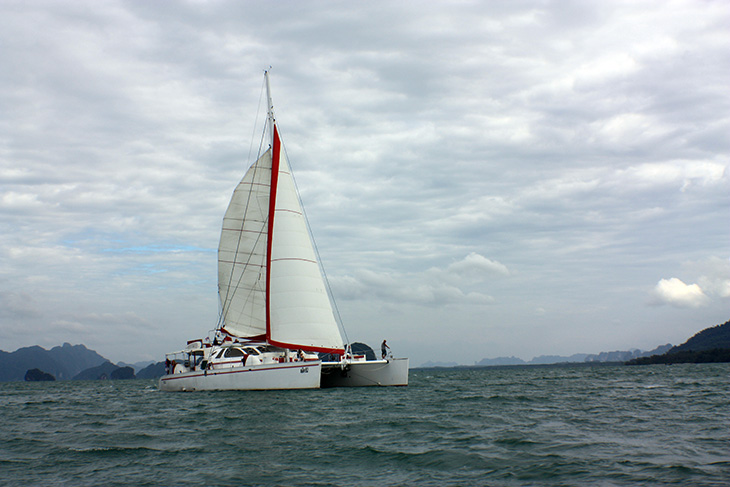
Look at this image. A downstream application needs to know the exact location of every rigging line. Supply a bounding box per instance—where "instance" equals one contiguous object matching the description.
[245,76,267,169]
[219,146,262,329]
[343,367,387,386]
[218,72,269,333]
[218,82,271,331]
[224,219,268,332]
[225,127,268,298]
[220,74,277,336]
[227,126,270,292]
[218,142,269,330]
[218,81,264,331]
[280,140,351,347]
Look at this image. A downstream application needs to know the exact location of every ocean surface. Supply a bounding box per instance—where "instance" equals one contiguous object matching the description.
[1,363,728,486]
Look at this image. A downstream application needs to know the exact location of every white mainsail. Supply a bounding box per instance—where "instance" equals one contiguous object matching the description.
[217,149,271,339]
[217,72,344,354]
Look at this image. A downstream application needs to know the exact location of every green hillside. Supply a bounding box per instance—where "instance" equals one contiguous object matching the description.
[627,319,730,365]
[670,320,730,353]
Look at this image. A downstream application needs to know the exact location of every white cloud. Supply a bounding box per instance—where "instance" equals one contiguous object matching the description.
[618,160,728,191]
[444,253,510,280]
[573,52,640,88]
[652,278,709,308]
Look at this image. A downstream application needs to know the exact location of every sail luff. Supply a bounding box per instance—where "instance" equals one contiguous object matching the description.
[265,125,282,343]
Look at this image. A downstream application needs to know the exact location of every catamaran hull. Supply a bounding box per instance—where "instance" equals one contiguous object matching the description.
[320,358,409,387]
[158,361,321,391]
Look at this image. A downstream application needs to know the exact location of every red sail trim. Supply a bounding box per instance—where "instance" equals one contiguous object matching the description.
[268,338,345,355]
[265,125,282,343]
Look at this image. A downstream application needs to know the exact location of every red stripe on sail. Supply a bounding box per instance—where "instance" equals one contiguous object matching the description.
[265,126,282,343]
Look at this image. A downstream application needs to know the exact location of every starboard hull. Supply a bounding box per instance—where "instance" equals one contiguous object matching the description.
[158,361,321,391]
[320,358,409,387]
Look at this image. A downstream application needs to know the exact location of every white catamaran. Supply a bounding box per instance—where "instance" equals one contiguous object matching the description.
[159,72,408,391]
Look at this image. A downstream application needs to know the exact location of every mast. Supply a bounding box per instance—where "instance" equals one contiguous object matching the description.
[264,70,275,144]
[264,70,281,345]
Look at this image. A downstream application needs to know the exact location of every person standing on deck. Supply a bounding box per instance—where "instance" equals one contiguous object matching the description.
[381,340,390,359]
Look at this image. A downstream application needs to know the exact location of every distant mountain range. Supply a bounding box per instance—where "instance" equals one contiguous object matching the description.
[0,343,165,382]
[0,343,107,381]
[420,345,672,368]
[420,318,730,368]
[5,318,729,379]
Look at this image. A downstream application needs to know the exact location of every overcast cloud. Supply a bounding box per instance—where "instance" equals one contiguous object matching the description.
[1,0,728,366]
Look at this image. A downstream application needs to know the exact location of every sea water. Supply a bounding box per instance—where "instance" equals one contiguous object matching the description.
[1,363,728,486]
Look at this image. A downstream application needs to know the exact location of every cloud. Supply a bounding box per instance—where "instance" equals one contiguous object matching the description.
[331,253,504,307]
[0,290,43,320]
[695,256,730,298]
[652,278,709,308]
[442,253,510,281]
[0,1,728,365]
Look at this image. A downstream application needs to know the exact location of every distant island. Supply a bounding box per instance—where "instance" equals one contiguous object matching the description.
[25,368,56,381]
[0,343,165,382]
[1,341,375,383]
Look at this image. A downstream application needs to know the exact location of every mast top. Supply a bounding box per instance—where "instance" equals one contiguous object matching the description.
[264,70,275,139]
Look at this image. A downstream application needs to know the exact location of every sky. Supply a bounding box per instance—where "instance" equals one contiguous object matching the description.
[1,0,728,367]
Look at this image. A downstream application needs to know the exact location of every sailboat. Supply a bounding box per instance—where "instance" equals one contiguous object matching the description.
[159,71,408,391]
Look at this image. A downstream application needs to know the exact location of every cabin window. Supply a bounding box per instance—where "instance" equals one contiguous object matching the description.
[244,347,259,355]
[224,348,245,358]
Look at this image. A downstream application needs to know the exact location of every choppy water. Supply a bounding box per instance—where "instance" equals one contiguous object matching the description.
[1,363,728,486]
